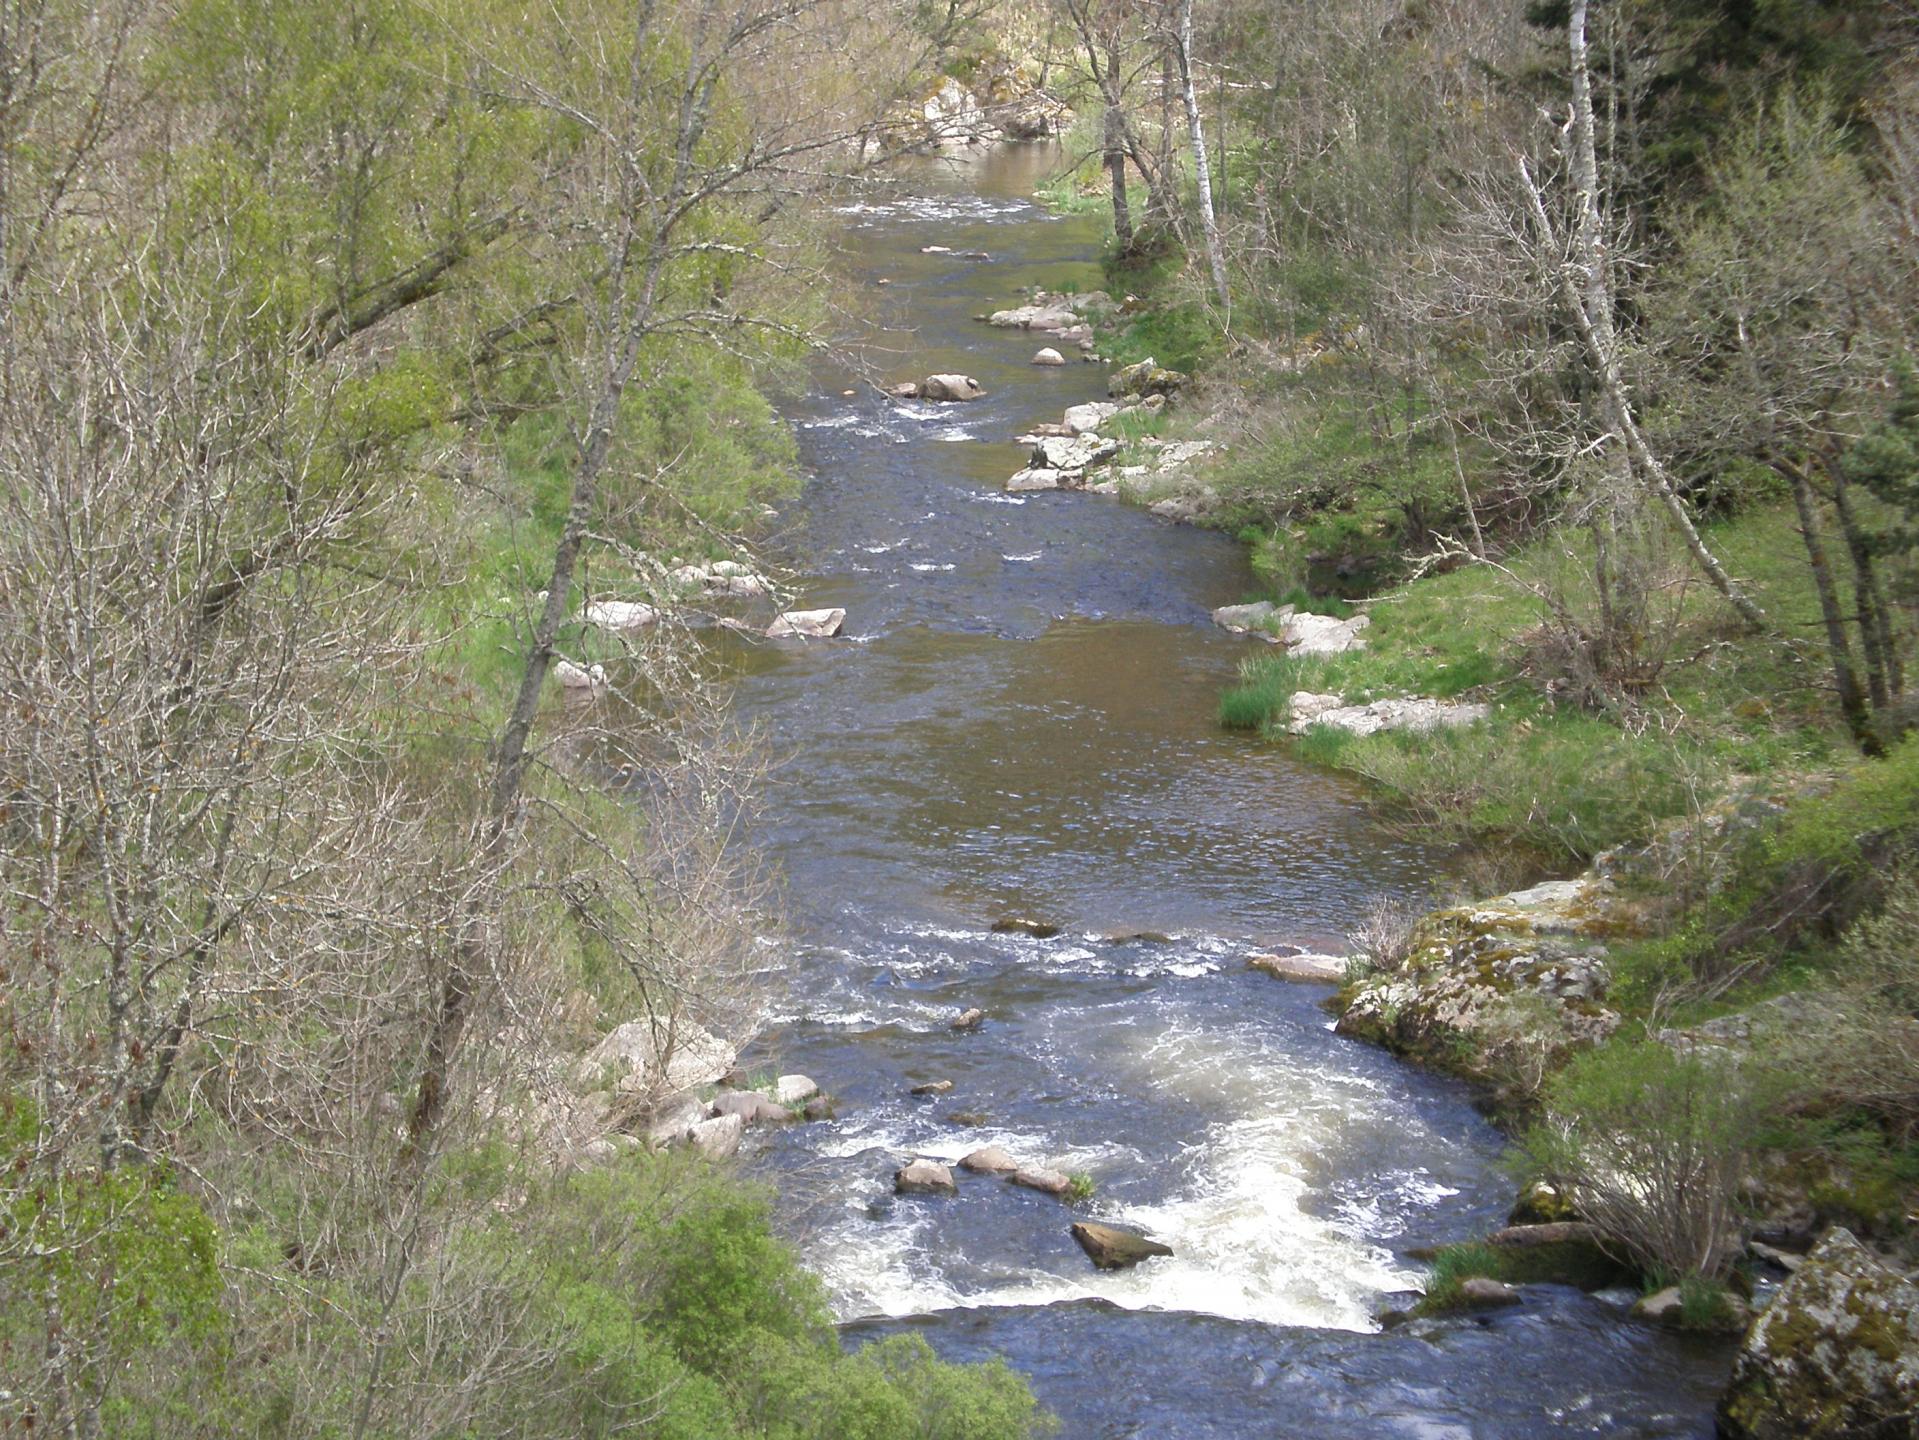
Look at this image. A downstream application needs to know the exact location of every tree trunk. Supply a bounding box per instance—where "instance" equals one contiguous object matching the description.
[1104,103,1133,251]
[1824,451,1901,703]
[1175,0,1230,313]
[1784,461,1876,750]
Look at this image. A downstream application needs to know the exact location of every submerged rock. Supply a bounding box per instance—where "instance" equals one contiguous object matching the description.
[951,1007,986,1032]
[991,917,1061,939]
[910,1079,954,1096]
[766,608,845,639]
[894,1158,958,1196]
[1719,1227,1919,1440]
[1071,1221,1173,1270]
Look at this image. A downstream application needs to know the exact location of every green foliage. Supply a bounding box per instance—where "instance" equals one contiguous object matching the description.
[1845,356,1919,556]
[1064,1172,1096,1205]
[1413,1236,1629,1316]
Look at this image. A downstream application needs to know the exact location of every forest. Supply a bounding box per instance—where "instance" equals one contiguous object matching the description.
[3,0,1916,1436]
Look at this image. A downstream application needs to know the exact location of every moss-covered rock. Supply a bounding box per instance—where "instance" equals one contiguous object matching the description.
[1334,877,1630,1081]
[1718,1227,1919,1440]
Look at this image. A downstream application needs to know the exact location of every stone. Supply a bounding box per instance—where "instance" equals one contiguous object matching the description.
[910,1079,954,1096]
[583,599,658,629]
[890,381,921,399]
[1487,1222,1604,1248]
[1280,611,1371,656]
[1212,601,1293,638]
[772,1074,818,1105]
[1062,400,1122,435]
[554,659,607,690]
[921,244,951,253]
[946,1110,989,1126]
[894,1158,957,1196]
[951,1007,986,1031]
[766,608,845,639]
[1032,347,1066,366]
[802,1096,834,1122]
[1006,467,1064,493]
[1719,1227,1919,1440]
[579,1017,735,1097]
[1632,1286,1685,1325]
[1458,1277,1521,1308]
[987,304,1081,332]
[1071,1221,1173,1270]
[1247,951,1346,984]
[991,917,1061,939]
[1286,693,1491,738]
[919,374,986,402]
[960,1146,1019,1174]
[1107,356,1187,399]
[1029,434,1119,472]
[712,1090,788,1125]
[1748,1240,1805,1273]
[1008,1166,1072,1198]
[688,1112,743,1159]
[670,560,771,597]
[643,1094,707,1148]
[573,1136,620,1166]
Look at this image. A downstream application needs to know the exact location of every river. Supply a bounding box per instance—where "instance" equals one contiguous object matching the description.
[719,142,1732,1438]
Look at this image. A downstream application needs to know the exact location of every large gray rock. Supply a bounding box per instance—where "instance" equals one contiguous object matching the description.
[1032,347,1066,366]
[1107,356,1187,399]
[1006,467,1064,493]
[1008,1166,1072,1198]
[670,559,770,597]
[582,599,659,629]
[920,374,985,402]
[1459,1277,1522,1309]
[688,1112,743,1159]
[1719,1227,1919,1439]
[772,1074,818,1105]
[987,304,1080,332]
[1212,602,1293,638]
[1029,434,1119,472]
[712,1090,788,1125]
[1280,611,1371,656]
[1071,1221,1173,1270]
[894,1158,958,1195]
[1247,951,1346,984]
[554,659,607,690]
[1062,400,1122,435]
[578,1017,735,1097]
[766,608,845,639]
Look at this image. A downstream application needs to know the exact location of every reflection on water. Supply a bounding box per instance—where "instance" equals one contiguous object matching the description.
[724,142,1730,1437]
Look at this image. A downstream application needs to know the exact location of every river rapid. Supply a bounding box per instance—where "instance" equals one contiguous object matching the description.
[721,142,1732,1438]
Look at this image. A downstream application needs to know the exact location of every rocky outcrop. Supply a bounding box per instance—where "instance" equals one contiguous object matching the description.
[920,374,985,402]
[1071,1221,1173,1270]
[1719,1228,1919,1439]
[577,1016,736,1098]
[766,608,845,639]
[895,1158,958,1195]
[1286,692,1491,737]
[1335,878,1633,1082]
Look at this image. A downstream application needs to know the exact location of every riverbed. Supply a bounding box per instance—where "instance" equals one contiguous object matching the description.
[722,142,1731,1438]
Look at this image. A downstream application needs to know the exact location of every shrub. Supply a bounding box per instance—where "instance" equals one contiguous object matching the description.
[1518,1037,1784,1281]
[1345,893,1422,977]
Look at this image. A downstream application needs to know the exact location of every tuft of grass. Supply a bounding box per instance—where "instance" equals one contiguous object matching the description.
[1412,1237,1633,1317]
[1064,1172,1096,1205]
[1219,665,1292,730]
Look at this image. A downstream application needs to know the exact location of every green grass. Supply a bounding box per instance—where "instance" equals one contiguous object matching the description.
[1412,1238,1632,1317]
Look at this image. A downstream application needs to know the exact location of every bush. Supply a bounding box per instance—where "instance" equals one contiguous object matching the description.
[1344,894,1422,980]
[1518,1038,1784,1281]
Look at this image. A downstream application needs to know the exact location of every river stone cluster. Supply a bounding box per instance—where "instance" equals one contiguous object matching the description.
[1335,877,1629,1081]
[1718,1227,1919,1440]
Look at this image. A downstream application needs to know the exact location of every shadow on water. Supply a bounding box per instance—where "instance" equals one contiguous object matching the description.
[725,141,1733,1437]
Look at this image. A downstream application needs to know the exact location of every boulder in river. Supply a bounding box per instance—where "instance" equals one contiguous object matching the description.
[1006,468,1063,493]
[920,373,986,402]
[766,608,845,639]
[772,1074,818,1105]
[1719,1227,1919,1440]
[894,1158,958,1196]
[1032,347,1066,366]
[960,1146,1019,1174]
[1458,1277,1522,1309]
[711,1090,788,1125]
[910,1079,954,1096]
[987,303,1080,332]
[951,1007,986,1032]
[1029,434,1119,472]
[1008,1166,1072,1198]
[1248,951,1346,984]
[890,381,921,399]
[1071,1221,1173,1270]
[1211,601,1292,638]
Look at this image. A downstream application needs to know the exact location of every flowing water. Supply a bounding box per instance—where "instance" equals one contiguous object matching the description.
[722,143,1732,1437]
